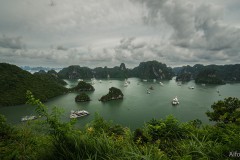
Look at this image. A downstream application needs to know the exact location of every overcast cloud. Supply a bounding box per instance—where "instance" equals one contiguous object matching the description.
[0,0,239,68]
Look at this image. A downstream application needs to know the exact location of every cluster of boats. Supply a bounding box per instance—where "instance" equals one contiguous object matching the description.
[70,110,89,119]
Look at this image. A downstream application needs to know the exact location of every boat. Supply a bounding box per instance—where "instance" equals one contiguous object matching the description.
[70,110,89,119]
[99,80,102,83]
[153,79,156,82]
[21,115,37,122]
[78,79,83,82]
[143,79,147,82]
[159,82,163,86]
[124,81,128,87]
[177,82,182,86]
[172,96,179,105]
[189,86,194,89]
[201,84,206,86]
[147,89,150,94]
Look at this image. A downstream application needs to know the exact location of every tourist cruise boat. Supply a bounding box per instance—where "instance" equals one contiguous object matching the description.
[70,110,89,119]
[21,115,37,122]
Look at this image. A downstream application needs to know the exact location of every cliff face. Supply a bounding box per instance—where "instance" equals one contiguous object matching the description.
[195,69,225,84]
[58,65,93,79]
[131,61,174,80]
[57,61,174,80]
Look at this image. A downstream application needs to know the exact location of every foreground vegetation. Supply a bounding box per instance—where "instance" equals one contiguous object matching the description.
[0,92,240,159]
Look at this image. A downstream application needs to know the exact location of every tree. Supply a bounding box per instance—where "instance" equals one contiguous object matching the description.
[206,97,240,124]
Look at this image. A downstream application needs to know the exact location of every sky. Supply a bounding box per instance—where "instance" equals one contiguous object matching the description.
[0,0,240,68]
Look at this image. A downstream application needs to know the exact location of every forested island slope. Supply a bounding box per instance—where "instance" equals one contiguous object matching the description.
[175,64,240,83]
[0,63,67,106]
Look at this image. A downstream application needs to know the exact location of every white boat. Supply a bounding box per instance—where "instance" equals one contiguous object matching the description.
[201,84,206,86]
[189,86,194,89]
[172,96,179,105]
[99,80,102,83]
[143,79,147,82]
[70,110,89,119]
[78,79,83,82]
[147,89,150,94]
[124,81,128,87]
[153,79,156,82]
[21,115,37,122]
[159,82,163,86]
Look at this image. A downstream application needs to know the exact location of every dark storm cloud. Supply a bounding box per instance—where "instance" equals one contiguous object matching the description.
[0,35,25,49]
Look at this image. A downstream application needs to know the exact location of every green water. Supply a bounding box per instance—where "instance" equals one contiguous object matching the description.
[0,78,240,129]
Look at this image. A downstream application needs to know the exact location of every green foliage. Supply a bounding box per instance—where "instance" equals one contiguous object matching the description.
[71,81,95,92]
[206,97,240,124]
[99,87,124,102]
[75,93,91,102]
[0,63,67,106]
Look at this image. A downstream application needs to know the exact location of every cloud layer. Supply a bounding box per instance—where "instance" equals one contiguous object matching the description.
[0,0,239,67]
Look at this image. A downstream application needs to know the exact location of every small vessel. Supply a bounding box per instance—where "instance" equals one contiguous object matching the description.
[159,82,164,86]
[153,79,156,82]
[177,82,182,86]
[78,79,83,82]
[124,81,128,87]
[172,96,179,105]
[147,89,150,94]
[189,86,194,89]
[201,84,206,86]
[99,80,102,83]
[21,116,37,122]
[70,110,89,119]
[143,79,147,82]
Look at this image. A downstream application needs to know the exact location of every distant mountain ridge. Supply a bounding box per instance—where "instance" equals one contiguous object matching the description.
[174,64,240,83]
[58,61,174,80]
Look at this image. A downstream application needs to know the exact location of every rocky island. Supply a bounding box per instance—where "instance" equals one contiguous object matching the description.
[195,69,225,85]
[71,81,95,92]
[99,87,124,102]
[75,93,90,102]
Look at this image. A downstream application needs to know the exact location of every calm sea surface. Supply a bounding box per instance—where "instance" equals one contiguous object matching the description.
[1,78,240,129]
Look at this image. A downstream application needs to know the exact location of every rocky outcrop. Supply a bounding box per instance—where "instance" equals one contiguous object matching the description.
[75,93,90,102]
[72,81,95,92]
[99,87,124,102]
